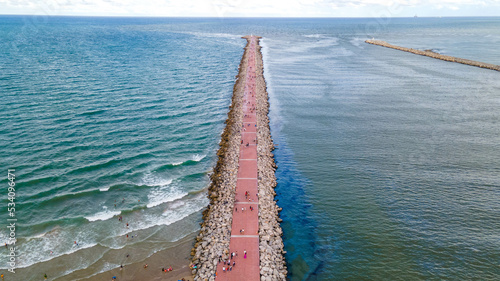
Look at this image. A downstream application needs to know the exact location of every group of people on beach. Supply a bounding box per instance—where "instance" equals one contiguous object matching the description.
[161,266,173,272]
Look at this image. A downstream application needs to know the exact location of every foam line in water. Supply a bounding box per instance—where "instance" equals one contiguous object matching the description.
[85,206,121,222]
[147,187,187,208]
[99,194,208,250]
[8,193,208,270]
[141,172,189,208]
[187,32,242,40]
[157,154,207,170]
[39,248,110,281]
[304,34,325,38]
[141,172,173,187]
[72,262,120,281]
[260,38,284,132]
[9,231,98,269]
[134,194,207,232]
[191,154,206,162]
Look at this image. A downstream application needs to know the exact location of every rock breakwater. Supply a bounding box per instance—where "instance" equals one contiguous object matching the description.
[253,36,288,281]
[190,36,286,281]
[366,39,500,72]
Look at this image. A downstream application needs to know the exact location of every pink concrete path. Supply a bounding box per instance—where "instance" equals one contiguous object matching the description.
[215,36,260,280]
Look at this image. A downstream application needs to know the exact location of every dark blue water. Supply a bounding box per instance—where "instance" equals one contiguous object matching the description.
[1,16,499,280]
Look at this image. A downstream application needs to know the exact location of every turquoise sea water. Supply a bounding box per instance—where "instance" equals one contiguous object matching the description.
[1,16,500,280]
[0,16,245,279]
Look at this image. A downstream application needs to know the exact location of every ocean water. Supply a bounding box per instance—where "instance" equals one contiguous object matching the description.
[1,16,500,280]
[0,16,245,280]
[260,18,500,280]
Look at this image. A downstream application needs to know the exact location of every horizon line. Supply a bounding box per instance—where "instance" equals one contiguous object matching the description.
[1,14,500,19]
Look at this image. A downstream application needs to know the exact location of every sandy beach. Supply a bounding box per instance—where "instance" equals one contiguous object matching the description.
[54,233,196,281]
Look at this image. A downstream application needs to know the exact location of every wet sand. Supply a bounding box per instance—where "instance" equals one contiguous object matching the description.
[57,233,196,281]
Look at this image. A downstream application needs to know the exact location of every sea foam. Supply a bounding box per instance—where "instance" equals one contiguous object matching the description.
[191,154,206,162]
[85,206,121,222]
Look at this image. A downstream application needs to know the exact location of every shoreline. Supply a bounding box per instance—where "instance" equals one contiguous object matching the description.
[190,36,286,280]
[51,232,196,281]
[365,39,500,72]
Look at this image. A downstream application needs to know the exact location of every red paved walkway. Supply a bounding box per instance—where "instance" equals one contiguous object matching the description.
[215,36,260,281]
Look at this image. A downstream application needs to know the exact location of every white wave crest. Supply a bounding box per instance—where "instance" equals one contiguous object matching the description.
[4,194,209,271]
[85,206,121,222]
[147,185,187,208]
[187,32,241,40]
[6,226,98,269]
[141,172,173,187]
[191,154,206,162]
[304,34,325,38]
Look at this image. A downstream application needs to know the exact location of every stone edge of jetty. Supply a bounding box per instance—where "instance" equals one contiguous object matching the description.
[252,35,287,281]
[189,36,287,281]
[365,39,500,72]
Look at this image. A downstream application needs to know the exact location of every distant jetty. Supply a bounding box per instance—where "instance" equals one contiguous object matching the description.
[365,39,500,72]
[190,36,286,281]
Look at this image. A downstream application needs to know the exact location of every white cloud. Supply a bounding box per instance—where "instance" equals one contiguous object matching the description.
[0,0,499,16]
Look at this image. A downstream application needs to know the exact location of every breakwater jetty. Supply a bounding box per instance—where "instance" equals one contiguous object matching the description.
[365,39,500,72]
[190,35,287,281]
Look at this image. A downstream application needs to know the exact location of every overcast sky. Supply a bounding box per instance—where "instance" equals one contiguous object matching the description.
[1,0,500,17]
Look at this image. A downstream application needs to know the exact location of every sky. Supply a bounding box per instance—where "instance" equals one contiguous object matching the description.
[0,0,500,17]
